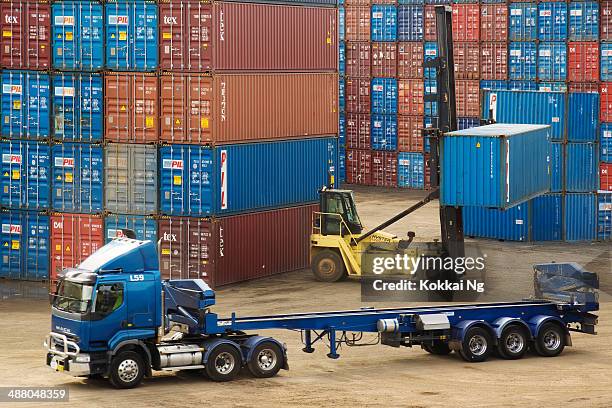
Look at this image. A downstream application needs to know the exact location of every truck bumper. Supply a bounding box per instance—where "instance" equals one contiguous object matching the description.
[46,353,91,377]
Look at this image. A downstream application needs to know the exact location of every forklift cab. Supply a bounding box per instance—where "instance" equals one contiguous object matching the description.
[319,189,363,236]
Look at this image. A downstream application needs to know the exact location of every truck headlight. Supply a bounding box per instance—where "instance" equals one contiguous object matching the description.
[74,354,90,363]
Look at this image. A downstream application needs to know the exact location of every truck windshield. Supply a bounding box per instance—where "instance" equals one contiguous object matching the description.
[52,280,94,314]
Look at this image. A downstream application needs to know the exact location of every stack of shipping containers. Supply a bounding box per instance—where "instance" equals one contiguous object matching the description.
[1,0,339,286]
[338,0,610,242]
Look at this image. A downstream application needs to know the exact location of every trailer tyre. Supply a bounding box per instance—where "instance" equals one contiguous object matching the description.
[497,325,528,360]
[206,344,242,382]
[247,341,284,378]
[109,351,145,389]
[534,323,566,357]
[459,327,492,363]
[312,250,346,282]
[422,341,451,355]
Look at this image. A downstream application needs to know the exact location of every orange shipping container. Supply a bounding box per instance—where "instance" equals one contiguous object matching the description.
[345,6,370,42]
[398,115,424,152]
[398,79,424,116]
[371,42,397,78]
[456,80,480,117]
[159,72,338,144]
[454,42,480,80]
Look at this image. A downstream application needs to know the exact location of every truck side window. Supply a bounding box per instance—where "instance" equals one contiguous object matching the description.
[94,283,124,317]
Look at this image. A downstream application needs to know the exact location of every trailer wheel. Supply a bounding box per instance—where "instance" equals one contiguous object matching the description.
[312,250,346,282]
[247,341,284,378]
[497,325,528,360]
[459,327,492,363]
[206,344,242,382]
[109,351,145,389]
[534,323,566,357]
[422,341,451,355]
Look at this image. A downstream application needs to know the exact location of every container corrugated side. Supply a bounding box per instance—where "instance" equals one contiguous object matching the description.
[371,5,397,42]
[52,73,103,142]
[51,143,103,214]
[441,124,551,209]
[0,140,50,210]
[565,143,598,192]
[0,1,51,70]
[0,210,49,280]
[104,143,158,215]
[1,70,50,140]
[51,1,104,71]
[104,214,157,243]
[568,1,599,41]
[602,124,612,163]
[397,5,423,41]
[509,3,537,41]
[531,193,562,241]
[158,205,318,287]
[598,192,612,240]
[105,1,158,71]
[564,193,596,241]
[398,152,424,188]
[568,93,598,142]
[463,203,529,241]
[538,2,567,41]
[551,142,563,193]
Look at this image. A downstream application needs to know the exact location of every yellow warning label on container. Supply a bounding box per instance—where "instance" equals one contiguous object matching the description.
[4,116,8,124]
[13,100,20,110]
[175,118,181,125]
[173,175,182,186]
[163,32,171,39]
[3,31,12,37]
[66,32,73,41]
[146,116,154,128]
[65,245,70,252]
[3,242,7,247]
[201,118,209,129]
[65,173,73,183]
[11,241,19,250]
[476,142,481,148]
[55,244,61,251]
[121,105,126,111]
[162,248,170,255]
[119,32,127,41]
[11,170,19,180]
[3,172,8,177]
[326,37,332,44]
[330,175,335,185]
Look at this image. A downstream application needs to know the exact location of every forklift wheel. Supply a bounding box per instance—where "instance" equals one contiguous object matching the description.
[312,250,346,282]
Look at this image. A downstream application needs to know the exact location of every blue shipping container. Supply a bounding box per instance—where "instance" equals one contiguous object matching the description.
[565,143,598,192]
[568,93,599,142]
[509,42,537,80]
[52,1,104,71]
[508,81,537,91]
[0,210,49,280]
[550,142,563,193]
[424,79,437,117]
[531,193,563,241]
[398,152,424,189]
[339,42,345,76]
[538,2,568,41]
[602,124,612,163]
[51,143,104,213]
[399,0,424,4]
[338,149,346,184]
[441,124,551,209]
[457,117,479,130]
[105,1,158,71]
[160,138,337,216]
[339,78,345,112]
[565,193,596,241]
[397,5,424,41]
[52,73,103,142]
[538,42,567,81]
[371,114,397,151]
[568,1,599,41]
[509,3,537,41]
[1,71,50,140]
[104,214,157,243]
[598,193,612,240]
[482,90,565,141]
[601,44,612,82]
[538,82,567,93]
[371,78,397,114]
[371,5,397,42]
[339,113,346,146]
[0,141,50,210]
[424,42,438,80]
[463,203,530,241]
[339,7,345,41]
[480,80,507,91]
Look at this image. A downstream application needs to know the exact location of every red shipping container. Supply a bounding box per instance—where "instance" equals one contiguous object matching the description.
[456,80,480,117]
[371,43,397,78]
[158,205,318,287]
[346,78,371,114]
[602,2,612,41]
[424,6,437,42]
[346,149,372,185]
[346,113,371,149]
[601,83,612,122]
[345,41,371,78]
[398,115,424,152]
[346,6,370,42]
[480,4,507,42]
[0,1,50,69]
[159,72,338,144]
[398,42,423,79]
[50,214,104,280]
[398,79,424,116]
[568,42,599,83]
[159,1,336,72]
[569,83,599,93]
[345,0,370,5]
[480,42,508,80]
[602,164,612,192]
[453,42,480,80]
[452,4,480,42]
[372,151,398,187]
[105,73,159,143]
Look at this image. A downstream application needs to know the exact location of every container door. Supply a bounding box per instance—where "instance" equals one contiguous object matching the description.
[0,211,22,278]
[25,2,51,69]
[0,3,23,68]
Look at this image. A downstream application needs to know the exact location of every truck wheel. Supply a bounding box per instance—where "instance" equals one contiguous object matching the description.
[206,344,242,382]
[109,351,145,389]
[534,323,566,357]
[312,250,346,282]
[247,341,284,378]
[422,340,451,355]
[459,327,492,363]
[497,325,528,360]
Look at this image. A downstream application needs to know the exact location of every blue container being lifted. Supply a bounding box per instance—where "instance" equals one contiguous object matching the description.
[0,141,50,210]
[1,71,50,140]
[51,1,104,71]
[397,5,424,41]
[51,73,104,142]
[568,1,599,41]
[371,78,397,114]
[509,3,537,41]
[565,193,596,241]
[598,193,612,241]
[159,137,337,216]
[371,5,397,42]
[538,2,567,41]
[104,214,157,243]
[509,42,537,81]
[398,152,425,189]
[565,143,598,193]
[371,114,397,151]
[51,143,104,213]
[105,1,158,71]
[0,210,49,280]
[440,123,551,209]
[537,42,567,81]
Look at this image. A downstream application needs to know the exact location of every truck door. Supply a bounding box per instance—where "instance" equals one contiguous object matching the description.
[88,281,127,349]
